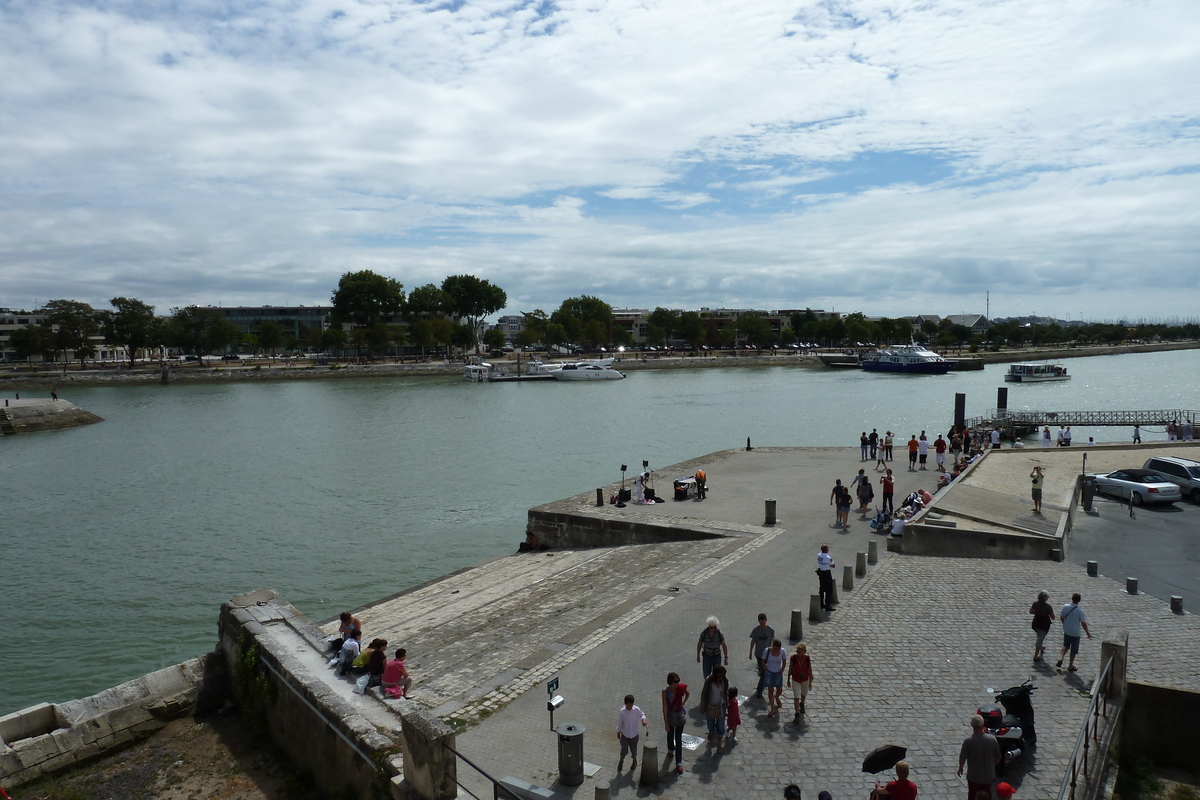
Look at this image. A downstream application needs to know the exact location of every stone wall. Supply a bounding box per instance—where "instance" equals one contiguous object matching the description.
[527,506,730,549]
[0,400,103,433]
[217,589,404,800]
[1119,681,1200,774]
[0,654,215,790]
[890,524,1064,560]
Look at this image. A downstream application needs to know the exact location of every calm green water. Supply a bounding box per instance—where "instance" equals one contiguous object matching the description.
[2,350,1197,714]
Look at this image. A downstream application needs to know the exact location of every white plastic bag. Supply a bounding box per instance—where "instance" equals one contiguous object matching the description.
[353,675,370,694]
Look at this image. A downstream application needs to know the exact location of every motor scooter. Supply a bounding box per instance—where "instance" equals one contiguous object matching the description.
[977,679,1036,772]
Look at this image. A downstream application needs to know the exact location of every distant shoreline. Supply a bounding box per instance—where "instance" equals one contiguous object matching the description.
[1,340,1197,391]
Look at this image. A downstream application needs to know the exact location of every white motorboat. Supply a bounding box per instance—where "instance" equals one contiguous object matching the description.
[463,362,506,382]
[549,359,624,380]
[1004,362,1070,383]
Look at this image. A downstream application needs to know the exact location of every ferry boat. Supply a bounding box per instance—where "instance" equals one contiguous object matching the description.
[860,344,953,375]
[463,362,506,382]
[1004,362,1070,383]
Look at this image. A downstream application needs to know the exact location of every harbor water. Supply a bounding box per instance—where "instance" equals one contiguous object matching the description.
[2,349,1198,714]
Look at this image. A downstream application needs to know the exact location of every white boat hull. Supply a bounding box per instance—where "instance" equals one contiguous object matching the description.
[551,368,624,380]
[1003,374,1071,382]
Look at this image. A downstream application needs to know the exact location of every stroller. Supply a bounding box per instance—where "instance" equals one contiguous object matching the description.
[869,507,893,531]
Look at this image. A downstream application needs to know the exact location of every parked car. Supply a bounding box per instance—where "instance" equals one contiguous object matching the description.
[1089,469,1182,505]
[1142,456,1200,503]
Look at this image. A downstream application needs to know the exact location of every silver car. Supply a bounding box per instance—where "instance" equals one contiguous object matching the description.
[1090,469,1182,505]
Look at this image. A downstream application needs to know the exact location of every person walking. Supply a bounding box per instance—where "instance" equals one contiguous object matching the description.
[762,639,787,716]
[884,430,895,461]
[935,434,948,469]
[1133,424,1141,443]
[1030,466,1045,514]
[1029,591,1055,661]
[748,613,775,700]
[725,686,742,740]
[958,714,1000,800]
[817,545,836,612]
[661,672,690,774]
[1042,426,1052,448]
[616,694,647,771]
[857,472,875,514]
[907,435,920,471]
[787,642,812,722]
[1057,593,1092,671]
[880,469,895,514]
[696,616,729,678]
[831,479,851,529]
[700,665,730,751]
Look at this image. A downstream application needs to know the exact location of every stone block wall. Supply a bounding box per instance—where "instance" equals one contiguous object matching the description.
[0,656,211,790]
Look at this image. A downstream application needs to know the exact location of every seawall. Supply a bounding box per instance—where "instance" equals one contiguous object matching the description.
[0,399,103,434]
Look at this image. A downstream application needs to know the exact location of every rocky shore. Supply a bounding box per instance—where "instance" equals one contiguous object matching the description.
[1,340,1196,390]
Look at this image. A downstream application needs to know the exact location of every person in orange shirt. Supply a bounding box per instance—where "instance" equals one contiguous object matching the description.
[907,435,920,471]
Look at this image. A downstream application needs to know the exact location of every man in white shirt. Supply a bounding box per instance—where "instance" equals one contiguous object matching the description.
[817,545,835,611]
[617,694,648,770]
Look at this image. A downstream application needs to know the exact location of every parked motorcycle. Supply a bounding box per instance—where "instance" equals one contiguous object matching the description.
[977,680,1036,771]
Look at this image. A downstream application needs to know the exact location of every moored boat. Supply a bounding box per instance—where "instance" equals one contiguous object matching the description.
[860,344,952,375]
[1004,362,1070,383]
[549,359,624,380]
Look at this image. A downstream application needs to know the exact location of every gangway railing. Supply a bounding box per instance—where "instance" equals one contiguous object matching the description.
[965,408,1198,430]
[444,743,521,800]
[1057,655,1119,800]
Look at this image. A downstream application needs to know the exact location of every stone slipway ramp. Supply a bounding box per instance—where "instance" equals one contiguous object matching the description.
[323,521,782,721]
[0,399,102,434]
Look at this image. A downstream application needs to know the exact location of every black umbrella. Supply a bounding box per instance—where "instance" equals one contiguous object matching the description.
[862,744,907,774]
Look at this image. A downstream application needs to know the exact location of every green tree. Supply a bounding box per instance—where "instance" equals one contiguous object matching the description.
[43,299,101,368]
[514,328,540,351]
[581,319,608,349]
[441,275,507,353]
[168,306,240,361]
[258,320,284,360]
[282,334,300,355]
[552,295,612,344]
[647,308,680,343]
[429,318,455,358]
[610,327,633,348]
[544,322,568,350]
[321,325,348,356]
[406,283,453,318]
[330,270,405,328]
[483,327,507,352]
[408,319,434,357]
[736,314,772,350]
[718,322,739,349]
[9,323,54,364]
[105,297,159,367]
[301,326,324,353]
[678,311,704,352]
[779,326,797,345]
[388,325,408,357]
[451,322,475,355]
[521,310,549,344]
[362,322,392,357]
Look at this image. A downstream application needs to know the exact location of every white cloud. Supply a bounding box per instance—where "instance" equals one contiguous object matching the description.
[0,0,1197,320]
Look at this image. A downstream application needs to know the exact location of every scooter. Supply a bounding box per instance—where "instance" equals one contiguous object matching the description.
[977,679,1036,771]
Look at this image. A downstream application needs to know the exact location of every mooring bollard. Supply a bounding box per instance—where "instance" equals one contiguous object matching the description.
[856,552,867,577]
[1087,560,1099,577]
[596,488,604,507]
[746,437,752,451]
[765,498,777,525]
[638,741,659,786]
[790,609,804,640]
[1126,577,1139,595]
[829,579,839,606]
[1050,548,1063,562]
[596,781,612,800]
[809,594,824,621]
[842,564,854,591]
[867,540,878,565]
[1171,596,1184,614]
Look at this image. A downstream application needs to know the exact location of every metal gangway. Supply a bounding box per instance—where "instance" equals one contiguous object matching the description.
[964,408,1198,433]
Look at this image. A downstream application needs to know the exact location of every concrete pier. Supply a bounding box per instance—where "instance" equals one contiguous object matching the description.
[0,398,102,434]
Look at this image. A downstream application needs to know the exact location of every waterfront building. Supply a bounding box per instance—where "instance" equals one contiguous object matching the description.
[216,306,330,340]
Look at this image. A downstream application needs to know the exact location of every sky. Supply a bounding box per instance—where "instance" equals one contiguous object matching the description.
[2,0,1199,323]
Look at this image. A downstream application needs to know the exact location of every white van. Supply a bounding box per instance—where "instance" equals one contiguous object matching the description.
[1142,456,1200,503]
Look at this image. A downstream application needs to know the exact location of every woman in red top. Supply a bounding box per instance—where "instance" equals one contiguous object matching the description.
[787,643,812,722]
[661,672,690,774]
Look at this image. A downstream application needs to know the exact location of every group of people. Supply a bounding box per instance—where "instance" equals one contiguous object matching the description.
[329,611,413,699]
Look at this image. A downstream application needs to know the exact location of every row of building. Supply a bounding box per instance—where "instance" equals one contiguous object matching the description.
[0,305,991,363]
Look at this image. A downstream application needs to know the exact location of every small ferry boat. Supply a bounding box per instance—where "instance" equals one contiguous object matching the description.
[1004,362,1070,383]
[463,362,506,382]
[860,344,953,375]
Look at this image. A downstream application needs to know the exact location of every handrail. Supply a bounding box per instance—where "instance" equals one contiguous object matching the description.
[1056,655,1118,800]
[444,743,520,800]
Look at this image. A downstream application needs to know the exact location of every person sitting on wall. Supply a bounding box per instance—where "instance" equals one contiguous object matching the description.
[382,648,413,699]
[519,531,549,552]
[367,638,389,687]
[339,629,363,676]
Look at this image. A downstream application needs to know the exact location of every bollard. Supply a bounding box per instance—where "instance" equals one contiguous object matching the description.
[1049,548,1063,562]
[842,565,854,591]
[809,594,824,621]
[1171,596,1184,614]
[596,782,612,800]
[867,540,878,565]
[789,609,804,640]
[856,552,867,577]
[596,488,604,507]
[829,579,839,607]
[1087,560,1099,577]
[746,437,752,451]
[1126,577,1139,595]
[638,740,659,787]
[765,499,777,525]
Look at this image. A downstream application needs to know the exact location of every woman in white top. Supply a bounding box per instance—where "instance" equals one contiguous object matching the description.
[762,639,788,716]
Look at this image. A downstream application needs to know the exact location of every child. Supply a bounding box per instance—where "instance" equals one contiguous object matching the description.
[725,686,741,740]
[616,694,647,771]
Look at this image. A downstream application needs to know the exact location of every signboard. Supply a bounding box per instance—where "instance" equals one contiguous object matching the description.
[547,677,559,695]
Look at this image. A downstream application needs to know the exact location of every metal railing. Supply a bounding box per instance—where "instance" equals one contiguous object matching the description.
[966,408,1197,430]
[444,743,520,800]
[1057,655,1119,800]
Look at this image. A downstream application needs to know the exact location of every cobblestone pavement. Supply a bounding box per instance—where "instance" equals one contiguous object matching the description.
[456,550,1199,800]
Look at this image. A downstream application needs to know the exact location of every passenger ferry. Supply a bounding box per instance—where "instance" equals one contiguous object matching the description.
[860,344,953,375]
[1004,362,1070,383]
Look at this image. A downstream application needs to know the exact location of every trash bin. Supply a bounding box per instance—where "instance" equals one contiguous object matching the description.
[555,722,586,786]
[1081,475,1097,511]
